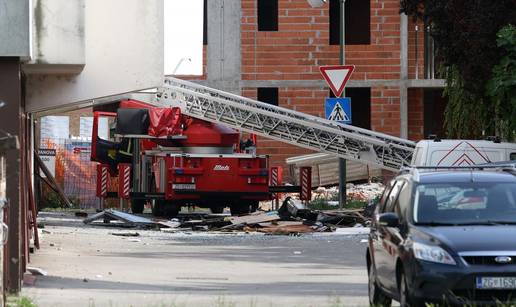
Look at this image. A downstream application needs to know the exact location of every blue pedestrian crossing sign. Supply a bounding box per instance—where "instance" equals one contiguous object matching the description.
[325,98,352,124]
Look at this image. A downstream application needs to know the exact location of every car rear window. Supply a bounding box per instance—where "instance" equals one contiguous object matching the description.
[413,182,516,225]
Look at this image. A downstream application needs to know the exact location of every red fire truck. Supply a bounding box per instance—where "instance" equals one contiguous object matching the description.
[90,99,271,216]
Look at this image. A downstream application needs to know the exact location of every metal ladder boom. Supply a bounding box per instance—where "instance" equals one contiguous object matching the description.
[157,77,416,171]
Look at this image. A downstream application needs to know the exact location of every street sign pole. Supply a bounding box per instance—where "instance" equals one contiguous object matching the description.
[339,0,346,210]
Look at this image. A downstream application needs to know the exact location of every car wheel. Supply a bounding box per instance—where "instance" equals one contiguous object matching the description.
[368,263,392,307]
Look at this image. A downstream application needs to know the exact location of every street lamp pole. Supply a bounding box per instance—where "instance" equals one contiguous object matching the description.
[338,0,347,209]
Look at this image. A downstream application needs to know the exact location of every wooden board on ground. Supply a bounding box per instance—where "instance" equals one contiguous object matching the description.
[229,212,280,225]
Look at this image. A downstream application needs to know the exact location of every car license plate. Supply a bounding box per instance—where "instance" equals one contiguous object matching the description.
[476,277,516,289]
[172,184,196,190]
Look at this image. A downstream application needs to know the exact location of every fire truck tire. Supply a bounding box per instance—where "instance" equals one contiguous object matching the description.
[152,200,180,218]
[131,199,145,214]
[151,201,163,216]
[250,201,259,212]
[230,201,259,215]
[211,207,225,214]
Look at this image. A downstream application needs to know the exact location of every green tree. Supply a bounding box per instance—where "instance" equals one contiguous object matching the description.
[486,25,516,140]
[400,0,516,139]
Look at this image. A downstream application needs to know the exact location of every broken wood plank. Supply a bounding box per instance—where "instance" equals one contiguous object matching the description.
[229,212,280,225]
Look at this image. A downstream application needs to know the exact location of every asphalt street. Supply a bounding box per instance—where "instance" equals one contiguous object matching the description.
[22,212,371,307]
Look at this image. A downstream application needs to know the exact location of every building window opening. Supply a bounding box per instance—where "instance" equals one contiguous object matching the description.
[258,87,279,106]
[329,0,370,45]
[258,0,279,31]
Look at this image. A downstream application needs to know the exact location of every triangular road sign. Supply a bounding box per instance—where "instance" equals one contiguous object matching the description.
[319,65,355,97]
[328,102,350,122]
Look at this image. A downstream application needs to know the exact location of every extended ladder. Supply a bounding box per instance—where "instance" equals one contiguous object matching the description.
[156,77,416,172]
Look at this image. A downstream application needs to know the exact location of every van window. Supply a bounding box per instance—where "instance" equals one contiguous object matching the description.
[510,153,516,161]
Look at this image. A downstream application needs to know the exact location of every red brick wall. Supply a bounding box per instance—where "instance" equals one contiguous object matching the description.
[240,0,407,168]
[187,1,429,180]
[408,88,424,141]
[241,0,402,81]
[371,85,401,136]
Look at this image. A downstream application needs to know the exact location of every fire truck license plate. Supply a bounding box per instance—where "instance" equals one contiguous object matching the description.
[172,184,196,190]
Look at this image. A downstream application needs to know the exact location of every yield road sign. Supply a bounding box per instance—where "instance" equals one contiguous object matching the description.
[319,65,355,97]
[325,98,352,124]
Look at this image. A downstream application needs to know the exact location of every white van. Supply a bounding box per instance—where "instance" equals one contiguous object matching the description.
[411,139,516,166]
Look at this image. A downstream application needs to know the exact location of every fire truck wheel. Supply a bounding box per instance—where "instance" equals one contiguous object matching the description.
[250,201,259,212]
[229,205,247,216]
[152,200,180,218]
[152,200,166,217]
[131,199,145,214]
[211,207,224,214]
[230,201,259,216]
[162,204,180,218]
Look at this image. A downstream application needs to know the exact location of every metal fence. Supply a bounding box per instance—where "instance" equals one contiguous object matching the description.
[40,138,101,209]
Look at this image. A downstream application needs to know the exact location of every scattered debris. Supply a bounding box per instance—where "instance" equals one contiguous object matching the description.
[83,278,89,283]
[75,211,88,218]
[27,266,47,276]
[128,238,141,242]
[83,209,155,228]
[293,251,302,255]
[316,210,368,227]
[278,197,318,220]
[111,232,140,237]
[79,195,373,236]
[157,219,181,228]
[229,211,280,225]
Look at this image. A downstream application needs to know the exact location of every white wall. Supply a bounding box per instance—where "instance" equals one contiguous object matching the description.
[25,0,164,113]
[24,0,85,73]
[0,0,30,57]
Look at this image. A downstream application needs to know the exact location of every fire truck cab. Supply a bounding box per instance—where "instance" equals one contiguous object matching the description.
[90,100,270,217]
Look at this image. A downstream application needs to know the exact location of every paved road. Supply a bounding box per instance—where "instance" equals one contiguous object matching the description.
[23,212,371,307]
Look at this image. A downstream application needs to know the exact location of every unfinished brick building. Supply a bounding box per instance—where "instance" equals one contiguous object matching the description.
[185,0,447,178]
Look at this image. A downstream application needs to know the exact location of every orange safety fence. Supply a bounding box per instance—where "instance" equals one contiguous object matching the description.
[40,138,119,209]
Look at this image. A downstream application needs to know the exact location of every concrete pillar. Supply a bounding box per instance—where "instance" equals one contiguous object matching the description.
[206,0,241,94]
[0,57,23,294]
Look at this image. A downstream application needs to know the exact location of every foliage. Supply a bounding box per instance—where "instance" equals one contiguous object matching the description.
[6,296,37,307]
[442,66,485,139]
[41,186,65,209]
[486,25,516,140]
[400,0,516,139]
[40,186,80,209]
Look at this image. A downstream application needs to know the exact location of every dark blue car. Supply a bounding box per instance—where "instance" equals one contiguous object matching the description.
[366,167,516,306]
